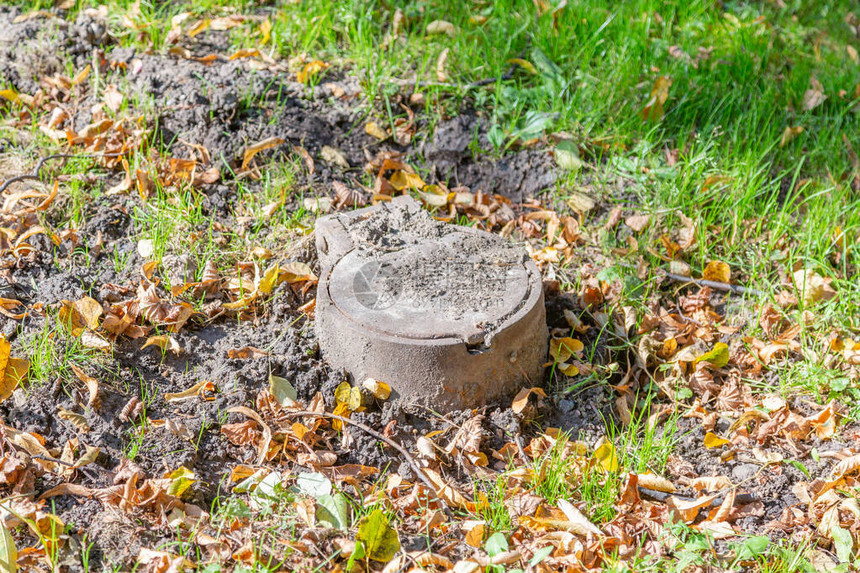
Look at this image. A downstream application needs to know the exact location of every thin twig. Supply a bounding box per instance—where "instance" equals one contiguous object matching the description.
[664,272,764,297]
[285,410,447,511]
[638,486,758,509]
[0,151,125,193]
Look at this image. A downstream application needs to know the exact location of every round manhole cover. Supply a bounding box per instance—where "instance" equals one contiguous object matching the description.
[328,241,532,343]
[314,196,547,411]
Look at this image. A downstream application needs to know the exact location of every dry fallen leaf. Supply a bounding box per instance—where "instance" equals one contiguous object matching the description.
[242,137,284,170]
[511,387,547,414]
[792,269,837,305]
[642,75,672,121]
[803,77,827,111]
[362,378,391,400]
[702,261,730,283]
[141,335,182,355]
[426,20,456,36]
[165,380,216,402]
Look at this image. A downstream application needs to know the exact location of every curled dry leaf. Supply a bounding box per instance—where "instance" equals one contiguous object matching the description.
[70,364,100,411]
[57,407,90,433]
[803,77,827,111]
[141,335,182,355]
[241,136,284,170]
[792,269,837,306]
[0,337,27,403]
[426,20,456,36]
[691,475,733,492]
[227,346,269,359]
[164,380,216,402]
[511,387,547,414]
[320,145,349,169]
[557,499,602,536]
[436,47,450,82]
[636,473,676,493]
[641,75,672,121]
[365,121,389,140]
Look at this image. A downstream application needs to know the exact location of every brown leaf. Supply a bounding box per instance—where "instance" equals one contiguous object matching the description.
[511,387,547,414]
[802,77,827,111]
[333,181,366,208]
[71,364,100,411]
[227,406,272,465]
[221,420,260,446]
[641,75,672,121]
[445,415,484,455]
[227,346,269,359]
[792,269,837,305]
[57,407,90,433]
[241,137,284,170]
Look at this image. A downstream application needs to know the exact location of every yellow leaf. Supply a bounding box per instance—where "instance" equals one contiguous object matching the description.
[58,300,86,337]
[426,20,456,36]
[694,342,730,368]
[389,170,425,191]
[348,386,363,411]
[186,18,210,37]
[0,357,30,402]
[167,466,196,497]
[420,185,451,207]
[142,335,182,355]
[331,402,350,431]
[793,269,837,306]
[507,58,537,74]
[229,48,261,60]
[269,373,297,407]
[0,89,19,103]
[229,465,257,483]
[637,473,676,493]
[258,264,280,295]
[73,445,100,468]
[704,432,730,449]
[0,522,17,572]
[335,381,352,405]
[593,438,619,472]
[362,378,391,400]
[549,337,584,363]
[0,336,9,382]
[702,261,730,284]
[464,522,486,547]
[260,19,272,44]
[242,136,284,170]
[71,364,100,410]
[356,508,400,562]
[365,121,389,140]
[71,64,91,86]
[558,363,579,376]
[297,60,329,84]
[780,126,804,147]
[57,407,90,432]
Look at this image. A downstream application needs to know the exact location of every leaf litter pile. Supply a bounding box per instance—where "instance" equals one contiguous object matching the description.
[0,4,858,572]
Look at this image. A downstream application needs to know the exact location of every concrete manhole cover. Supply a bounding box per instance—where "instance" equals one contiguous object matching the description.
[315,196,548,411]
